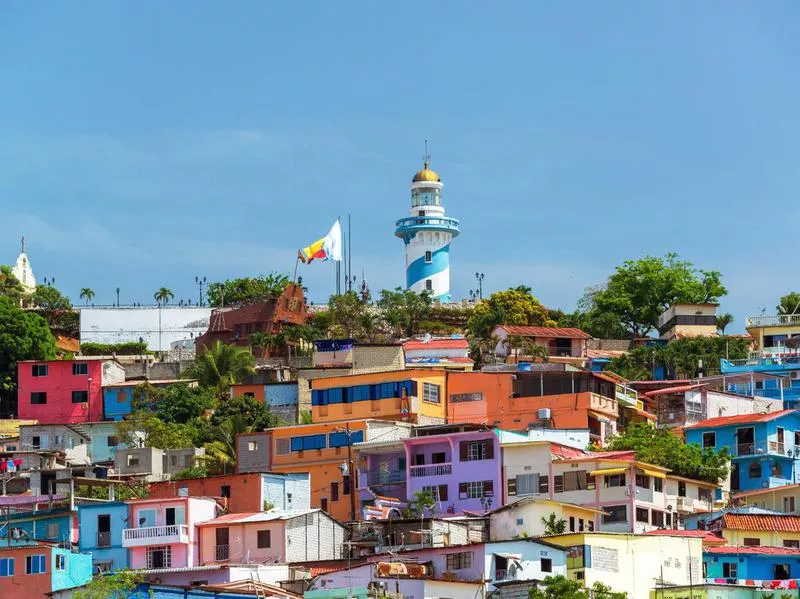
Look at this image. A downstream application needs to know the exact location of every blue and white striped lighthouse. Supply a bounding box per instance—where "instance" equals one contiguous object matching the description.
[394,154,460,301]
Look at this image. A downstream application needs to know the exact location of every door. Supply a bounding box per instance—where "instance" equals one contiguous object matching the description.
[731,463,740,492]
[414,454,425,466]
[97,514,111,548]
[165,507,185,526]
[777,427,785,452]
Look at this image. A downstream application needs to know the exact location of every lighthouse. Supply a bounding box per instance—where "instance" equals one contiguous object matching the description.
[394,153,460,301]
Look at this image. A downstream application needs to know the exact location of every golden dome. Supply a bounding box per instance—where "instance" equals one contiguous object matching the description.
[412,160,441,183]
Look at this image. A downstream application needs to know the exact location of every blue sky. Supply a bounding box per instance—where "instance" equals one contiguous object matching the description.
[1,2,799,329]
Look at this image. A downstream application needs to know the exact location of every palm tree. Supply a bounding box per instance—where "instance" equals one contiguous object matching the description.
[541,513,567,535]
[716,313,734,336]
[153,287,174,306]
[183,341,256,390]
[249,332,270,357]
[79,288,95,306]
[203,415,252,474]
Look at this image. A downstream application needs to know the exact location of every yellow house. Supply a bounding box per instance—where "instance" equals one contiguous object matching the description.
[544,532,703,599]
[745,313,800,351]
[488,497,604,540]
[708,512,800,547]
[734,483,800,514]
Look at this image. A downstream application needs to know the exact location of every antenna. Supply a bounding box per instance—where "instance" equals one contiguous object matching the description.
[423,139,430,168]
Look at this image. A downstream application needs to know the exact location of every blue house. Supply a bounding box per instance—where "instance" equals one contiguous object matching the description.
[721,356,800,406]
[103,380,191,421]
[0,506,74,545]
[704,546,800,581]
[685,409,800,493]
[77,501,129,573]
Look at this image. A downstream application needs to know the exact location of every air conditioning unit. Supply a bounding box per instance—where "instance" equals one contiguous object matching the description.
[537,408,551,420]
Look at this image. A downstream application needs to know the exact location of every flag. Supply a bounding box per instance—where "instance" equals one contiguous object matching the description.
[299,220,343,264]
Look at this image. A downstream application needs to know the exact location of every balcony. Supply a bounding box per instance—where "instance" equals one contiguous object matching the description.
[409,463,452,478]
[215,544,229,561]
[732,441,792,458]
[394,216,461,238]
[122,524,189,548]
[494,569,517,582]
[675,497,694,513]
[361,470,406,487]
[97,531,111,548]
[746,314,800,328]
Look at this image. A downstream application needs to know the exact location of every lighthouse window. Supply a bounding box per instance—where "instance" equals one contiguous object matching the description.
[425,280,433,291]
[425,251,432,263]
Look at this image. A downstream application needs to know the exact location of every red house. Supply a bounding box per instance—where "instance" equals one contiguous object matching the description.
[17,359,125,424]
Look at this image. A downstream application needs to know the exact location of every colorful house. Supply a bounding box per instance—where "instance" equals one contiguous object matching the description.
[734,483,800,514]
[404,425,502,515]
[0,506,75,545]
[703,545,800,582]
[17,358,125,424]
[237,420,413,522]
[123,497,218,570]
[707,513,800,547]
[196,508,347,564]
[19,422,128,464]
[402,337,473,371]
[310,369,448,425]
[491,325,591,360]
[231,381,299,424]
[102,379,197,421]
[0,543,92,598]
[488,498,605,540]
[685,410,800,493]
[148,472,311,513]
[77,501,129,572]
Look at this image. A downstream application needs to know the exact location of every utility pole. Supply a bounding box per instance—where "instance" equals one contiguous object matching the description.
[337,424,358,522]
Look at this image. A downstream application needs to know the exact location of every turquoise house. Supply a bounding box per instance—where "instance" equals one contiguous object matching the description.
[704,546,800,582]
[0,506,74,544]
[77,502,129,573]
[51,546,93,592]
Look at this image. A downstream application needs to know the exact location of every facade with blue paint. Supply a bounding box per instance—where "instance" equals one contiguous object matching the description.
[0,506,74,545]
[103,380,191,421]
[721,356,800,406]
[685,410,800,493]
[77,502,129,573]
[704,546,800,581]
[51,546,93,593]
[395,156,460,301]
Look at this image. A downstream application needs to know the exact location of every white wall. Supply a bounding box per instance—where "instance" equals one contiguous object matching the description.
[80,307,211,351]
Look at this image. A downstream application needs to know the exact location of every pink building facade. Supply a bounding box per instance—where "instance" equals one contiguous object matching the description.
[123,497,218,570]
[17,359,125,424]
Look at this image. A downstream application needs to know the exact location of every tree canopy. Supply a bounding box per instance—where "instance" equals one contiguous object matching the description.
[585,253,726,338]
[206,274,290,307]
[31,285,75,332]
[132,382,216,424]
[377,287,432,338]
[0,266,25,302]
[529,576,626,599]
[210,394,278,430]
[605,424,729,484]
[117,411,199,449]
[778,292,800,316]
[183,341,256,391]
[467,286,554,341]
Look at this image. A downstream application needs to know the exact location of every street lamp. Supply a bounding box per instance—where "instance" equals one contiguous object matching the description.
[475,273,484,300]
[195,276,207,307]
[115,288,120,307]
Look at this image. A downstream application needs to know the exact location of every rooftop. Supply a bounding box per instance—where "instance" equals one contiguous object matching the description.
[718,513,800,532]
[196,508,323,526]
[496,325,592,339]
[733,483,800,499]
[644,530,726,544]
[684,409,798,429]
[403,338,469,351]
[706,545,800,556]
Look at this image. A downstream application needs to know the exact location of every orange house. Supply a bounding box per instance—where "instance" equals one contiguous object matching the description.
[236,419,411,522]
[310,369,448,425]
[447,370,622,444]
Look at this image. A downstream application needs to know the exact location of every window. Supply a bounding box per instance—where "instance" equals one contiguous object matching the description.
[748,462,762,479]
[678,481,687,496]
[220,485,231,499]
[423,485,448,502]
[425,251,432,263]
[248,441,258,451]
[446,552,472,570]
[25,554,46,574]
[785,496,796,512]
[635,474,650,489]
[107,436,119,447]
[566,545,588,569]
[432,452,447,464]
[784,540,800,548]
[653,477,663,493]
[127,455,140,467]
[31,392,47,405]
[602,505,627,524]
[461,440,492,461]
[651,510,665,527]
[569,516,575,532]
[275,439,290,455]
[331,482,339,502]
[47,523,59,540]
[290,434,327,451]
[554,475,564,493]
[514,473,541,496]
[450,392,483,403]
[32,364,48,377]
[722,562,737,578]
[541,558,552,573]
[698,488,713,503]
[72,363,88,375]
[146,545,171,569]
[702,432,716,448]
[516,518,524,526]
[257,530,271,548]
[635,507,649,523]
[775,564,792,580]
[72,390,88,403]
[587,520,594,531]
[539,476,549,494]
[743,538,760,546]
[423,383,440,404]
[604,474,626,488]
[55,554,66,571]
[320,498,328,512]
[178,484,189,497]
[425,280,432,291]
[564,470,592,491]
[343,475,351,495]
[32,436,41,449]
[459,480,493,499]
[0,558,14,577]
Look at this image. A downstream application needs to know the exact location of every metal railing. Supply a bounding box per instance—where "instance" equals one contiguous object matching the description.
[746,314,800,327]
[215,544,229,561]
[733,441,791,457]
[395,216,461,232]
[409,463,452,478]
[494,569,516,581]
[363,470,406,486]
[122,524,188,542]
[97,531,111,548]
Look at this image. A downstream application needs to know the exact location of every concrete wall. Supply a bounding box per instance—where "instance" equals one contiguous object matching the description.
[284,511,346,562]
[236,432,271,474]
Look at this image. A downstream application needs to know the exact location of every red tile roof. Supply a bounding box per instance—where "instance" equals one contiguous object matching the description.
[706,545,800,555]
[550,443,587,459]
[497,325,592,340]
[720,513,800,532]
[644,384,708,398]
[403,339,469,351]
[644,530,727,544]
[684,409,798,429]
[733,483,800,499]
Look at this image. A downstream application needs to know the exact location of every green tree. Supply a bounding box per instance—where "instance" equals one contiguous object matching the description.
[0,266,25,302]
[378,287,432,338]
[79,287,95,306]
[183,341,256,390]
[328,291,370,338]
[117,412,198,449]
[557,286,627,339]
[529,576,626,599]
[541,513,567,535]
[716,313,734,335]
[31,285,74,330]
[132,383,216,424]
[203,415,252,474]
[467,286,554,342]
[80,341,149,356]
[605,424,729,483]
[0,297,57,416]
[211,395,278,430]
[591,253,726,338]
[777,292,800,316]
[403,490,436,518]
[153,287,174,306]
[72,569,151,599]
[206,274,290,307]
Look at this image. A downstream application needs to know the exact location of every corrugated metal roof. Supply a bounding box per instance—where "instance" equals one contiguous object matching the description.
[644,384,708,398]
[684,409,797,429]
[720,513,800,532]
[644,530,726,544]
[196,508,321,526]
[496,326,592,339]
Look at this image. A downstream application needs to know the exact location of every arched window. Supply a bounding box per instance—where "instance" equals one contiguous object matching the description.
[748,462,762,479]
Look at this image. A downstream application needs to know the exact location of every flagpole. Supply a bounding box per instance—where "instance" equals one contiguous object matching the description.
[293,251,300,284]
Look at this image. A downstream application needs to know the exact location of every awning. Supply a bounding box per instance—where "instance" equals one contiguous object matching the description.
[590,467,627,477]
[494,553,522,561]
[640,468,666,479]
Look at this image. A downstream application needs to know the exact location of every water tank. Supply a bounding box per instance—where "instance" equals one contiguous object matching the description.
[517,362,532,372]
[537,408,551,420]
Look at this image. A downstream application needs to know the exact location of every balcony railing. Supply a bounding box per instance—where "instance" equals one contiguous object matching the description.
[394,216,461,235]
[97,531,111,548]
[494,569,516,582]
[362,470,406,486]
[409,463,452,478]
[746,314,800,328]
[732,441,791,457]
[215,544,229,561]
[122,524,189,548]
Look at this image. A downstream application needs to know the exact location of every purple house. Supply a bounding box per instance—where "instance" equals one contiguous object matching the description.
[357,439,409,519]
[404,425,501,516]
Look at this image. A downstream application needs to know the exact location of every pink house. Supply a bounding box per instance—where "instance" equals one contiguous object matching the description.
[195,508,347,565]
[123,497,218,570]
[17,358,125,424]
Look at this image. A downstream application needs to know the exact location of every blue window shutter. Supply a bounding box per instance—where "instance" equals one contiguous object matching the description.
[584,545,591,568]
[290,437,303,452]
[351,430,364,444]
[1,559,7,576]
[40,555,46,573]
[9,558,13,576]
